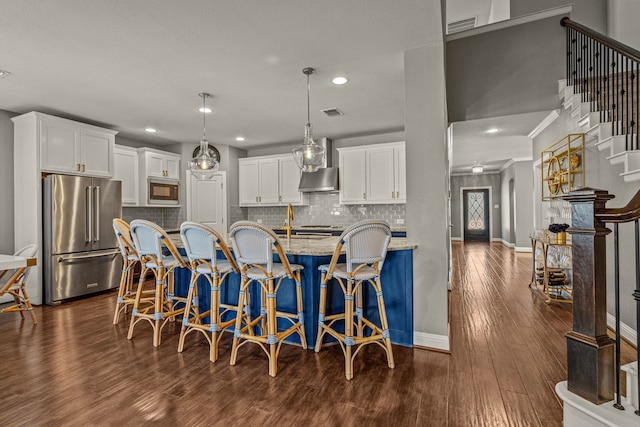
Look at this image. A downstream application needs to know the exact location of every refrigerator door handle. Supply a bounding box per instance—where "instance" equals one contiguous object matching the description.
[86,185,93,243]
[58,250,120,262]
[94,185,100,242]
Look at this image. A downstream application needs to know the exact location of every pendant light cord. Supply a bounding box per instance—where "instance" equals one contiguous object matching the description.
[306,71,311,125]
[202,93,207,141]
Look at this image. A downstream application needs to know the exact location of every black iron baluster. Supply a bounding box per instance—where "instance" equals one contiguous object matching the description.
[611,52,618,135]
[635,220,640,416]
[613,223,624,410]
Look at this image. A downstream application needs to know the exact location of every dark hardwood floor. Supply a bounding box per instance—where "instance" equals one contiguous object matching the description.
[0,242,635,426]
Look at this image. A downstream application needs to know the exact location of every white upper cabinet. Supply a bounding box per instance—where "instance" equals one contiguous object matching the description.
[338,141,406,204]
[278,156,304,204]
[238,154,308,207]
[36,112,116,177]
[140,148,180,180]
[339,149,367,204]
[114,145,139,206]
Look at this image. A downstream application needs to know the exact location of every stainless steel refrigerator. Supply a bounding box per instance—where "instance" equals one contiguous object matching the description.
[44,174,122,304]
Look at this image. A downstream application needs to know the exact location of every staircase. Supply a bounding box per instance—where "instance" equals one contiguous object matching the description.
[559,17,640,183]
[558,79,640,182]
[555,18,640,427]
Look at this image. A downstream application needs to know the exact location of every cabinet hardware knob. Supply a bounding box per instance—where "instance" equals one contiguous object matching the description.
[82,164,86,172]
[77,163,81,171]
[256,196,259,203]
[396,191,399,198]
[363,192,366,199]
[391,191,394,199]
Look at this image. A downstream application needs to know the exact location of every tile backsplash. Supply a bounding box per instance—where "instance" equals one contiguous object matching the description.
[123,193,405,232]
[122,207,184,231]
[245,192,405,228]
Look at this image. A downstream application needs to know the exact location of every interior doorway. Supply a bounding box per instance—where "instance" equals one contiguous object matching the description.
[185,171,228,234]
[462,188,490,242]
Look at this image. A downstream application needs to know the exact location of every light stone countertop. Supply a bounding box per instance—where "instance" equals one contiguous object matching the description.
[167,233,415,256]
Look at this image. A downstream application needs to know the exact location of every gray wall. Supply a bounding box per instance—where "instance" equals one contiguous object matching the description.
[0,109,16,254]
[446,14,565,122]
[608,0,640,49]
[511,0,607,33]
[405,44,450,344]
[450,173,502,241]
[501,160,534,249]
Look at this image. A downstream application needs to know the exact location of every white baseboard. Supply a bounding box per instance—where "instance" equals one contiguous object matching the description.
[515,246,532,253]
[499,239,514,248]
[414,331,450,351]
[607,313,638,346]
[451,236,462,241]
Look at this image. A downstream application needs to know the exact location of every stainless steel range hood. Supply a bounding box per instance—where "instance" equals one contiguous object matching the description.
[297,138,339,192]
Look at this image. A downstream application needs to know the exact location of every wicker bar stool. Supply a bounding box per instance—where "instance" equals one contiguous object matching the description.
[228,221,307,377]
[315,220,395,380]
[127,220,189,347]
[178,222,240,362]
[0,244,38,323]
[112,219,154,325]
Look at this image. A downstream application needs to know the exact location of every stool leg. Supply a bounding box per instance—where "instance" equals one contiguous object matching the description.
[375,276,395,369]
[294,271,307,349]
[230,277,249,366]
[20,286,37,324]
[210,272,221,362]
[153,268,164,348]
[356,282,364,338]
[177,270,198,353]
[113,261,129,325]
[345,278,355,380]
[127,268,147,340]
[266,278,278,377]
[314,272,328,352]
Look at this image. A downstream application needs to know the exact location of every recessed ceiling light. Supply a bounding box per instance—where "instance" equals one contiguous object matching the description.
[486,128,499,133]
[235,136,245,142]
[145,128,157,133]
[199,107,212,113]
[0,69,11,79]
[332,76,349,85]
[472,165,484,173]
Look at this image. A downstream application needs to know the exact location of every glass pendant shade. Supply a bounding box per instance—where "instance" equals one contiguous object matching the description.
[292,67,325,172]
[189,93,219,180]
[292,123,325,172]
[189,138,219,179]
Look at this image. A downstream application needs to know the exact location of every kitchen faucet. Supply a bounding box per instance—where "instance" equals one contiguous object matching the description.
[283,203,294,240]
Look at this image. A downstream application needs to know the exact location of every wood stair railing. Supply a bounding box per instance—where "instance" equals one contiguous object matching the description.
[564,187,640,415]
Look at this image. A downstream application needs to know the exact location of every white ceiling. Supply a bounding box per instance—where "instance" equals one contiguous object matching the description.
[450,111,551,174]
[0,0,551,174]
[0,0,440,149]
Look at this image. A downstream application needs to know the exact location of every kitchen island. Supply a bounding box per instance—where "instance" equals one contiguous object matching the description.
[169,233,415,348]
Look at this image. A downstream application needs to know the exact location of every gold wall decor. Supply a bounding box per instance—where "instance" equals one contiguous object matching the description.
[541,133,585,200]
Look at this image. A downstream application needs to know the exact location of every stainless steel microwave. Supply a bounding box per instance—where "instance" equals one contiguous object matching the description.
[148,178,179,205]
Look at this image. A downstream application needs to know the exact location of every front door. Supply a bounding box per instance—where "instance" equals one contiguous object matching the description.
[463,189,490,242]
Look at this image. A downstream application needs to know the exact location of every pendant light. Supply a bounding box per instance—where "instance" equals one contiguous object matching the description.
[189,92,219,180]
[292,67,325,172]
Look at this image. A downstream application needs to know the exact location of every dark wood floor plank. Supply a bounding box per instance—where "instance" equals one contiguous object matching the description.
[0,241,636,426]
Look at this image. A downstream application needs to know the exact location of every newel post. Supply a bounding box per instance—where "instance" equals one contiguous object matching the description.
[563,188,615,404]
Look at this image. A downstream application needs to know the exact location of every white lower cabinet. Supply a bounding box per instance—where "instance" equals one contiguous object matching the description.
[338,141,406,204]
[238,154,308,207]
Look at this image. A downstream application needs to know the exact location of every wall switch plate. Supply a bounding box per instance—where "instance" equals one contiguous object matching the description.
[494,204,500,209]
[257,219,262,223]
[397,219,405,224]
